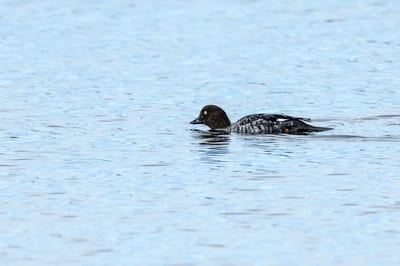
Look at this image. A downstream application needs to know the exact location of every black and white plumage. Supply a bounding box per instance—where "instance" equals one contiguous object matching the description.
[190,105,332,134]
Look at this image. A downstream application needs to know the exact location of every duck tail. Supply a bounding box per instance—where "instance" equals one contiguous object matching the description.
[300,122,333,132]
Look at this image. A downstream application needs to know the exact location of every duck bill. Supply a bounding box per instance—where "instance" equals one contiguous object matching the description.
[190,117,203,124]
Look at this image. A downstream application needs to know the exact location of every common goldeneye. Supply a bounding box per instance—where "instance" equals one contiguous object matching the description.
[190,105,332,134]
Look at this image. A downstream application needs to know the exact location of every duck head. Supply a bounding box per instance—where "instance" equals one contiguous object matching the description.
[191,105,231,130]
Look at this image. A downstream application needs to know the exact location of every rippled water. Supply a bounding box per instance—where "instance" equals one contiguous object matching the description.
[1,0,400,265]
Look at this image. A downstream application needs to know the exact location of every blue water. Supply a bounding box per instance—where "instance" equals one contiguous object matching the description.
[1,0,400,265]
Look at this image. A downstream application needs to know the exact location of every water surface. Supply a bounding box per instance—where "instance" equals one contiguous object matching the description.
[0,0,400,265]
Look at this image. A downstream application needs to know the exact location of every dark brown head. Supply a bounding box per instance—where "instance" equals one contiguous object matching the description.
[190,105,231,130]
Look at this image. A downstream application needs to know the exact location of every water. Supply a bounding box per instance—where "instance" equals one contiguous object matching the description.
[1,0,400,265]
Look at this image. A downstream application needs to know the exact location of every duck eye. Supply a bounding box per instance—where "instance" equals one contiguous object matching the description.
[203,110,207,115]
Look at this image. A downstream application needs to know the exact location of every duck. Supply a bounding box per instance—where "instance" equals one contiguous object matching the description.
[190,105,332,134]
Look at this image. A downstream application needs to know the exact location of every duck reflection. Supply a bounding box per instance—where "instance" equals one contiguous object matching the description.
[191,129,230,146]
[190,129,230,164]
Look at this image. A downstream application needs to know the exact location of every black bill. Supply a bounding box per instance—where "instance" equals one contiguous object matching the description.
[190,117,203,124]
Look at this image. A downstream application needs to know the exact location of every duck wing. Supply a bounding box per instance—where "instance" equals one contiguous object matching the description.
[263,114,311,122]
[232,114,331,134]
[235,114,311,125]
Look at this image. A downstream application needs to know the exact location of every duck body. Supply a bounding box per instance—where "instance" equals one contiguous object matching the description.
[191,105,332,134]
